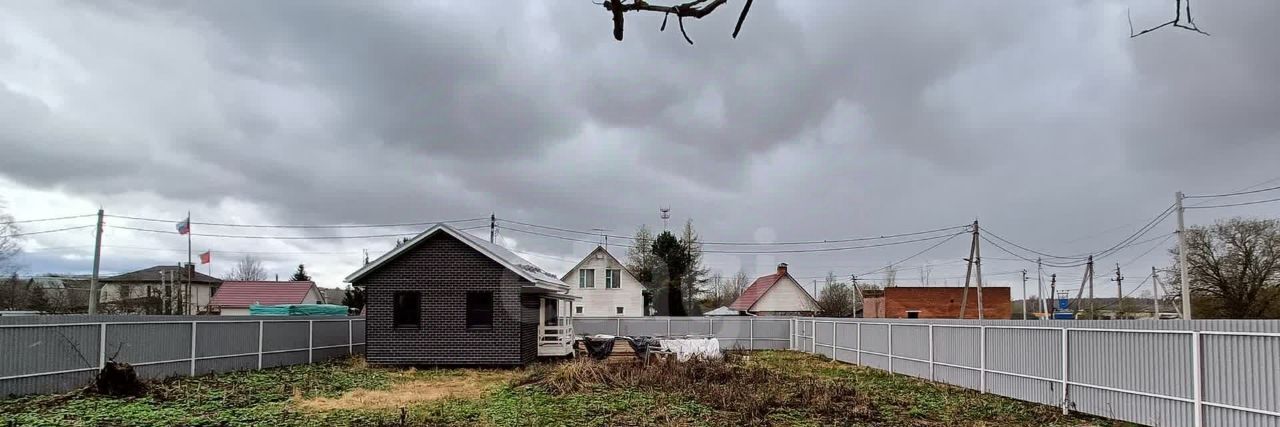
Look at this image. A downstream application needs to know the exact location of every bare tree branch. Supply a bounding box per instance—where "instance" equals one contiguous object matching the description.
[602,0,750,44]
[1130,0,1210,39]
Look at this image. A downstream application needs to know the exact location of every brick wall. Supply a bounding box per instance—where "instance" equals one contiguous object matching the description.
[882,287,1011,319]
[358,233,535,365]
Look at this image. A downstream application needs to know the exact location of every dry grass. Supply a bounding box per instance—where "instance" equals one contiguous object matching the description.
[515,354,870,425]
[293,370,514,412]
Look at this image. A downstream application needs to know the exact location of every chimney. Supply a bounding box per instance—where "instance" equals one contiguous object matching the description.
[776,263,788,275]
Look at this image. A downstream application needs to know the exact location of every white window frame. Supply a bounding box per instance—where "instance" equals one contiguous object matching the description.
[605,269,621,289]
[579,269,595,288]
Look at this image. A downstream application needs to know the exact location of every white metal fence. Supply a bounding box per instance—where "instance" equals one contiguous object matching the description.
[1,316,365,397]
[792,318,1280,427]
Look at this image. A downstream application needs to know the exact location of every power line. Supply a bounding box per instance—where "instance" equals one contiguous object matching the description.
[1183,185,1280,199]
[857,231,968,276]
[104,214,488,229]
[106,224,485,240]
[2,213,98,225]
[1185,196,1280,210]
[4,225,96,239]
[982,204,1174,265]
[499,217,970,246]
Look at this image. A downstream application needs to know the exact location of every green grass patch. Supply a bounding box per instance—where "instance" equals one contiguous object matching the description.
[0,352,1134,426]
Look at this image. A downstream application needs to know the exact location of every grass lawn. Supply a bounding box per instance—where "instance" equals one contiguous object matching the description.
[0,351,1132,426]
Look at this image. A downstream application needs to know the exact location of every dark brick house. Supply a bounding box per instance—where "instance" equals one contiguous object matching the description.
[345,223,576,366]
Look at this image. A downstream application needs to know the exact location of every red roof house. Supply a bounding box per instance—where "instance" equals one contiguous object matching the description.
[209,281,324,315]
[728,263,819,316]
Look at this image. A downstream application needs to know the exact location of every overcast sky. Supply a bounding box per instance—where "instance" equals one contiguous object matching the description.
[2,0,1278,302]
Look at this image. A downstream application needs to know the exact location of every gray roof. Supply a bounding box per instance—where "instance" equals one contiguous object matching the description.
[101,265,222,284]
[345,222,564,289]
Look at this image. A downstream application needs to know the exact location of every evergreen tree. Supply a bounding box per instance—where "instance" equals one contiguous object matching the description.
[290,264,311,281]
[651,230,688,316]
[341,285,366,313]
[678,219,709,314]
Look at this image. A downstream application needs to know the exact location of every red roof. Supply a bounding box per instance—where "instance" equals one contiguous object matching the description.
[729,273,786,311]
[210,281,319,308]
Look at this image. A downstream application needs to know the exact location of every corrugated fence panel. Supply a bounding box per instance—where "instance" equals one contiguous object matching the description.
[311,320,351,348]
[571,318,616,335]
[1067,384,1193,426]
[1202,333,1280,414]
[814,321,834,357]
[985,327,1061,380]
[0,324,99,386]
[261,321,309,352]
[619,318,668,336]
[108,322,191,364]
[890,324,930,361]
[1068,329,1193,400]
[932,326,980,368]
[195,322,257,358]
[1,316,364,398]
[1204,405,1280,427]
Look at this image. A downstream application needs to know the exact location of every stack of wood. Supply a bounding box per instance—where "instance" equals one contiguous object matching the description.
[574,337,648,364]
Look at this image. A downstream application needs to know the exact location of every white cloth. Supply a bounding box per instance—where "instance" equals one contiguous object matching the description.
[658,338,722,361]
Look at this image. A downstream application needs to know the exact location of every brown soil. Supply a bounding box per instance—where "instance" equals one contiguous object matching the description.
[293,370,512,411]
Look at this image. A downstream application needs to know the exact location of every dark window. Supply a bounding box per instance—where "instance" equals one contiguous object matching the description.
[466,291,494,329]
[575,306,583,314]
[616,306,624,315]
[393,291,421,327]
[906,311,920,319]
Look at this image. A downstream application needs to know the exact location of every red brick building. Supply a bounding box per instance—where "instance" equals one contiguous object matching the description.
[862,286,1011,319]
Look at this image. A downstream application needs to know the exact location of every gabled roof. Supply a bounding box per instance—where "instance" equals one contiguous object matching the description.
[210,281,320,308]
[559,246,639,283]
[102,265,222,284]
[344,223,566,290]
[728,271,818,312]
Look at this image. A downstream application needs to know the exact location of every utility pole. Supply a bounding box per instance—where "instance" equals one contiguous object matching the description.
[1049,273,1057,314]
[1021,270,1028,320]
[958,221,979,319]
[88,208,105,315]
[1111,263,1124,319]
[1151,266,1161,318]
[974,221,985,320]
[1175,191,1191,319]
[490,213,496,244]
[1087,256,1095,317]
[1036,258,1047,317]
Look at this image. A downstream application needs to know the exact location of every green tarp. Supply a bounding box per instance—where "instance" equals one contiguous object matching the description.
[248,304,350,316]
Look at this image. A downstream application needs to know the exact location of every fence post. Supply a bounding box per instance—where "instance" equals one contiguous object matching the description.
[928,324,934,382]
[666,317,671,337]
[189,321,197,376]
[789,318,794,350]
[1192,331,1203,427]
[308,320,314,364]
[979,325,986,393]
[257,320,264,370]
[749,317,754,350]
[1060,327,1069,415]
[831,321,837,359]
[888,323,894,374]
[616,318,621,336]
[708,316,713,336]
[347,319,353,354]
[856,322,862,365]
[97,323,107,370]
[811,319,817,353]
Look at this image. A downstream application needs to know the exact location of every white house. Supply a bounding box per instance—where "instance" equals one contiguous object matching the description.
[561,246,645,317]
[728,263,819,316]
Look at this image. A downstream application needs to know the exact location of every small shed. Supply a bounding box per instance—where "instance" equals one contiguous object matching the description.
[345,223,577,366]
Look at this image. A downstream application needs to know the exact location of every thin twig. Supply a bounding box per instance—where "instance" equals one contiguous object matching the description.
[732,0,753,38]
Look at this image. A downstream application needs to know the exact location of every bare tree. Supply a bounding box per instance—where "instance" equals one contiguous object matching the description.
[818,272,857,317]
[1130,0,1210,38]
[704,270,750,308]
[0,201,21,275]
[1168,218,1280,318]
[227,255,267,281]
[601,0,754,44]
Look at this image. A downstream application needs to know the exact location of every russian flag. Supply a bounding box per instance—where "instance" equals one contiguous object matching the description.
[176,217,190,235]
